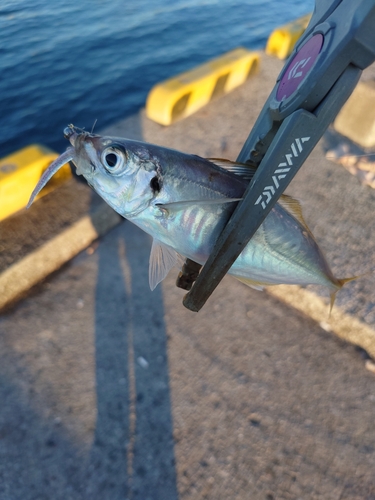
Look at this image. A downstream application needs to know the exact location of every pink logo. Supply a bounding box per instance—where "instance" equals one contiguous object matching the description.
[277,34,324,102]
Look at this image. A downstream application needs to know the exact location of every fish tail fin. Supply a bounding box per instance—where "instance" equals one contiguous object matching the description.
[329,275,360,314]
[337,276,359,287]
[329,290,339,315]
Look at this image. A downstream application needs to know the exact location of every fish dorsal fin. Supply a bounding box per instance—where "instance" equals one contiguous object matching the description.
[156,198,242,212]
[149,239,182,290]
[278,194,312,233]
[206,158,257,181]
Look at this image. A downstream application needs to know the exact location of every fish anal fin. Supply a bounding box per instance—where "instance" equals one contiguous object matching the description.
[234,276,267,291]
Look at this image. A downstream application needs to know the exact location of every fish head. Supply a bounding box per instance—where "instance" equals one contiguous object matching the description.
[28,125,161,217]
[66,125,161,216]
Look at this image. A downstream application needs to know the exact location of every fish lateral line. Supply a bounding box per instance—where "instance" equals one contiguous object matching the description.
[156,198,243,212]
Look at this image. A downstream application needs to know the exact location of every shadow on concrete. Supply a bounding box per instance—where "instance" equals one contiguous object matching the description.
[0,113,178,498]
[87,114,178,498]
[88,221,179,499]
[0,371,88,499]
[88,112,179,497]
[0,225,179,500]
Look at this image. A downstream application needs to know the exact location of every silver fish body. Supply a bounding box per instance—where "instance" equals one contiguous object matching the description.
[28,126,346,296]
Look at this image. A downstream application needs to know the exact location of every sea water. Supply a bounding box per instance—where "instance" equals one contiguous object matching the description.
[0,0,313,157]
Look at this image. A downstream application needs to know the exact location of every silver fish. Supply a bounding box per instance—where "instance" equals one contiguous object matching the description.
[28,125,352,305]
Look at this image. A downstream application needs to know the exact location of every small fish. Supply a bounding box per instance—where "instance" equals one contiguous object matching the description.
[28,125,353,306]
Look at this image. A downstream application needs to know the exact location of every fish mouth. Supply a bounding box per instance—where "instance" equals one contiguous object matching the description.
[63,124,77,142]
[62,124,104,178]
[63,124,91,146]
[63,124,101,148]
[65,124,105,171]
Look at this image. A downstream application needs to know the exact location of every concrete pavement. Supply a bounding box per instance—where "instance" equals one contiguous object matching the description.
[1,220,375,499]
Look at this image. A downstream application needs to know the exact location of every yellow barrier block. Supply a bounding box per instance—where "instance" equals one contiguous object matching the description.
[0,144,71,221]
[266,14,312,59]
[146,47,260,125]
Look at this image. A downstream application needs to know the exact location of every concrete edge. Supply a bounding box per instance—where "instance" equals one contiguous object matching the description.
[268,285,375,359]
[0,203,122,310]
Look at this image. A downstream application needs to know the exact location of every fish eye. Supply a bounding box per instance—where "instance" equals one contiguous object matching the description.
[105,153,118,167]
[101,146,126,174]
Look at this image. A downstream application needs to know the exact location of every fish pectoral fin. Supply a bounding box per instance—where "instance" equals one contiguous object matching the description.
[206,158,257,181]
[149,239,182,291]
[278,194,312,233]
[156,198,242,212]
[234,276,267,291]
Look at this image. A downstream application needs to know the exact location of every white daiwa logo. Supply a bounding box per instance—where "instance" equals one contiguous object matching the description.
[255,137,310,209]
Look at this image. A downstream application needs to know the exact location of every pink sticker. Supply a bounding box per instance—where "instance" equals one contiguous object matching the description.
[276,34,324,102]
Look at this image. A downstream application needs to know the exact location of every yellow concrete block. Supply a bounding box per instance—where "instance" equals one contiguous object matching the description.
[0,144,71,221]
[266,14,312,59]
[146,47,260,125]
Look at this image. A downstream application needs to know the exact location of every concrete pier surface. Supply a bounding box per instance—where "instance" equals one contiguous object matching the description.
[1,54,375,499]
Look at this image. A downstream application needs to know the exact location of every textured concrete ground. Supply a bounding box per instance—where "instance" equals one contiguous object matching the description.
[1,221,375,500]
[1,53,375,499]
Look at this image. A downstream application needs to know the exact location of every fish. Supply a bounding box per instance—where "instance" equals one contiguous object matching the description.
[28,125,353,306]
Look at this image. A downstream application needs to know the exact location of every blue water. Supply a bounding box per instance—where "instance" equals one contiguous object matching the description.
[0,0,313,158]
